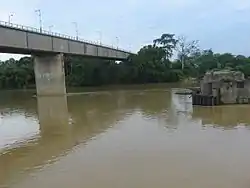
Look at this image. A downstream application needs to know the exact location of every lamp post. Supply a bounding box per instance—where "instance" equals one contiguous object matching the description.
[8,14,14,24]
[97,31,102,45]
[128,43,132,52]
[116,37,119,49]
[35,9,42,33]
[72,22,79,40]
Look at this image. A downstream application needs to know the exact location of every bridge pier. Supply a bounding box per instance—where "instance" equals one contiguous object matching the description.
[34,53,66,96]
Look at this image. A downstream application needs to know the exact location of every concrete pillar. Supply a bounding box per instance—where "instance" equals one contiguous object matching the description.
[34,53,66,96]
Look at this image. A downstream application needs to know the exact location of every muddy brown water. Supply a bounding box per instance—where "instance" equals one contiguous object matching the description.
[1,85,250,188]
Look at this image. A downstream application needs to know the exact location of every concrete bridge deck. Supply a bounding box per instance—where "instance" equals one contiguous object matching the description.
[0,21,131,60]
[0,21,133,96]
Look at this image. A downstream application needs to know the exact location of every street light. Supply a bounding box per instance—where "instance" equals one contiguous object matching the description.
[49,25,53,33]
[116,37,119,49]
[72,22,79,40]
[97,31,102,45]
[35,9,42,33]
[8,13,14,24]
[128,43,132,52]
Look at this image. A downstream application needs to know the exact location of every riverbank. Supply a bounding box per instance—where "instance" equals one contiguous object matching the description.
[0,81,197,94]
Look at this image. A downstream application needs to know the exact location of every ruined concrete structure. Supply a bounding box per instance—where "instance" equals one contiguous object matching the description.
[200,70,250,104]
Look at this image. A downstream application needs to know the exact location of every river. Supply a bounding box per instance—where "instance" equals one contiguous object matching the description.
[1,84,250,188]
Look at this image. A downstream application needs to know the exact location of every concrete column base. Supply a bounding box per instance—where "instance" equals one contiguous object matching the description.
[34,54,66,96]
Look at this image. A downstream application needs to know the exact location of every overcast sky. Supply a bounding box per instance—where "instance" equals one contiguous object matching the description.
[1,0,250,60]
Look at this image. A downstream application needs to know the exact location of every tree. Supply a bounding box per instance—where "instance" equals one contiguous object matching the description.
[153,34,178,59]
[216,53,235,68]
[176,36,199,70]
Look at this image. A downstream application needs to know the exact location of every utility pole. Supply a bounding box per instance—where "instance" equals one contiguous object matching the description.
[8,13,14,24]
[35,9,42,33]
[72,22,79,40]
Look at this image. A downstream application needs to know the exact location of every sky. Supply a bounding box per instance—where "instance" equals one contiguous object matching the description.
[1,0,250,60]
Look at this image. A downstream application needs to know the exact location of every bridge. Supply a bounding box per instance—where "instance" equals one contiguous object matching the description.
[0,21,132,96]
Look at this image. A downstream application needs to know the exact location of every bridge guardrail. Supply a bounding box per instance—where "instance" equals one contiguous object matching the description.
[0,20,130,53]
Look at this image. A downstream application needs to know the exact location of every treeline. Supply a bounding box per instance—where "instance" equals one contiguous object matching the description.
[1,33,250,89]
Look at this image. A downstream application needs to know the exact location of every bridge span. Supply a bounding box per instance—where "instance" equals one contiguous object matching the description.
[0,21,132,95]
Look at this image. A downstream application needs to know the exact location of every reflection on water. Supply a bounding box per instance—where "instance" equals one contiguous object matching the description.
[37,96,69,135]
[1,87,250,188]
[193,105,250,128]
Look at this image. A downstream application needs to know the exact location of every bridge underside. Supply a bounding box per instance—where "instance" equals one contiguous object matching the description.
[1,49,128,96]
[0,46,128,61]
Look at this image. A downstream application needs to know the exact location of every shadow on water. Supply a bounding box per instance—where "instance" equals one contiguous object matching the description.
[0,87,250,186]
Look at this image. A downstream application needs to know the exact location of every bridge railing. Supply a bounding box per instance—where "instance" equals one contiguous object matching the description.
[0,20,130,53]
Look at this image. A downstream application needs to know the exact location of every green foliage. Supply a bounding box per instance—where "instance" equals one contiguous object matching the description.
[0,57,34,89]
[153,33,178,59]
[1,33,250,89]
